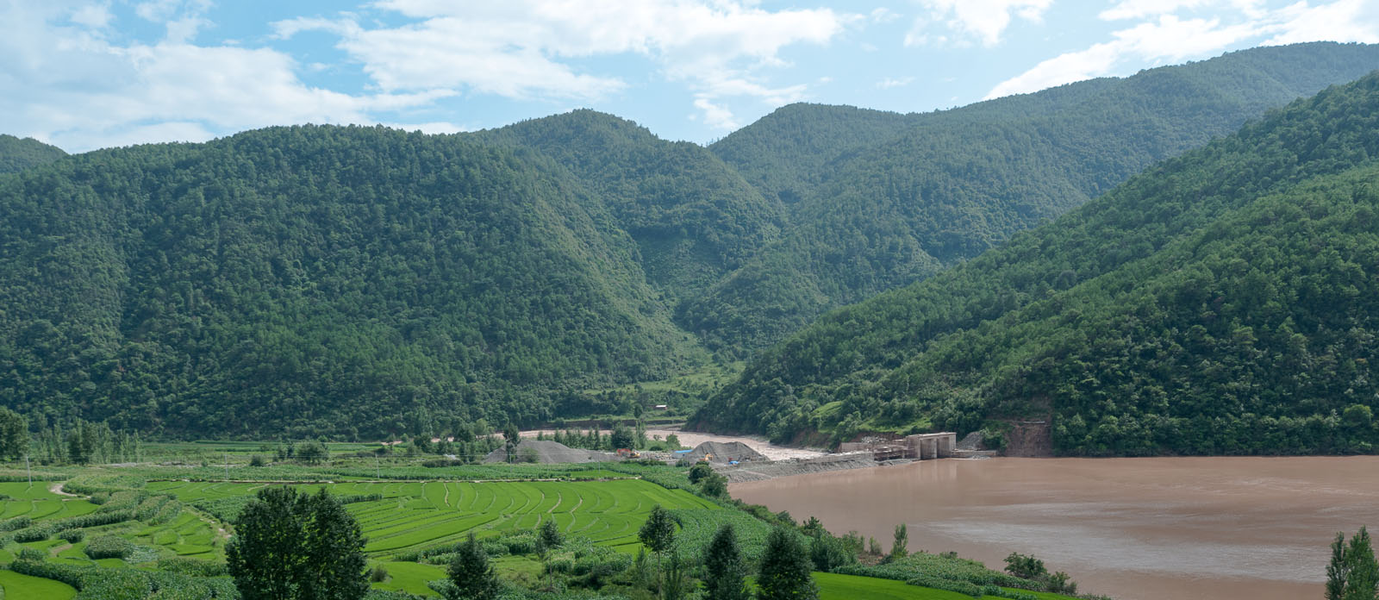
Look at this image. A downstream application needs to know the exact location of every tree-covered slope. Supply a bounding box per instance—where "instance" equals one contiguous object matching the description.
[474,110,783,299]
[0,125,704,438]
[685,42,1379,354]
[695,71,1379,455]
[0,135,66,175]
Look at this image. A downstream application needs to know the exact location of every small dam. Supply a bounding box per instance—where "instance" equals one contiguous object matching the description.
[839,432,960,461]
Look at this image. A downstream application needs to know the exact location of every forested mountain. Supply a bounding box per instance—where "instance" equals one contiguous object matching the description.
[3,43,1379,442]
[475,110,784,299]
[0,126,705,438]
[695,72,1379,456]
[687,42,1379,353]
[0,135,66,175]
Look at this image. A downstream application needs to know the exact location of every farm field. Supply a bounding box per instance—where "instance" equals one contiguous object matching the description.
[146,478,720,556]
[0,460,1084,600]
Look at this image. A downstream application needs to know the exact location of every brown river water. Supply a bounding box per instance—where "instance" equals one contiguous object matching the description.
[730,456,1379,600]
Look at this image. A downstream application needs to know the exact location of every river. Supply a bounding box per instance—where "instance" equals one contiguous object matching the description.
[729,456,1379,600]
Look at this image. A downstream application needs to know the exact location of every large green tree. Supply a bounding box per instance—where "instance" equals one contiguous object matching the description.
[226,486,368,600]
[702,524,751,600]
[757,526,817,600]
[0,408,27,461]
[447,532,500,600]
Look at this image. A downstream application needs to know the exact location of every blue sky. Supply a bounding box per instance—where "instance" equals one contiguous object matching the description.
[3,0,1377,152]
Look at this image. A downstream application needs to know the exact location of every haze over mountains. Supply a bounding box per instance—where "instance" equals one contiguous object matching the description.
[2,42,1378,443]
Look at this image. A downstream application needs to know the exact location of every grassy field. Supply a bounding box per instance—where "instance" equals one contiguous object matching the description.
[0,458,1086,600]
[0,568,78,599]
[146,478,719,556]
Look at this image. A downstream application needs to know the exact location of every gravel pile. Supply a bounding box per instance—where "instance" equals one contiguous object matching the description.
[682,441,767,464]
[482,440,620,464]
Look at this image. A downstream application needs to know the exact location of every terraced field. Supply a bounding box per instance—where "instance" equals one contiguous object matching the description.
[146,478,719,556]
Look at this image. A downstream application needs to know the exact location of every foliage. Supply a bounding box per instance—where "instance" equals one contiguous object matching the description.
[0,407,27,460]
[689,42,1379,354]
[701,524,751,600]
[756,526,818,600]
[1329,527,1379,600]
[447,532,500,600]
[1003,552,1046,580]
[0,134,66,175]
[887,524,908,563]
[637,505,675,556]
[226,486,368,600]
[700,66,1379,454]
[0,125,704,440]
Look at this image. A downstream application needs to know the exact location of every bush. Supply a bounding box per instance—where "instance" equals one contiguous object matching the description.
[249,455,267,467]
[17,547,46,561]
[370,564,390,582]
[155,557,229,577]
[0,516,31,532]
[59,528,85,542]
[86,534,137,559]
[1004,552,1048,580]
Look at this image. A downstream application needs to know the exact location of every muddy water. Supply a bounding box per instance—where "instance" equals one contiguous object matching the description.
[730,457,1379,600]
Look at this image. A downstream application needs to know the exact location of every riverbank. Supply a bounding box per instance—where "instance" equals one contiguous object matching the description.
[718,452,881,482]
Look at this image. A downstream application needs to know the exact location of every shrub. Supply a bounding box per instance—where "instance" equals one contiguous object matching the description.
[17,547,46,561]
[86,534,137,559]
[370,564,389,582]
[59,528,85,542]
[249,455,267,467]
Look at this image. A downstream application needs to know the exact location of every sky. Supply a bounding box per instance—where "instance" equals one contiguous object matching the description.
[3,0,1378,153]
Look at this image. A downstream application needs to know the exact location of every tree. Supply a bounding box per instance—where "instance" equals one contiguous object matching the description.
[1004,552,1048,581]
[887,523,908,562]
[448,532,500,600]
[226,486,368,600]
[699,472,728,498]
[638,504,676,568]
[538,518,564,551]
[702,524,751,600]
[0,408,27,461]
[757,526,818,600]
[1329,532,1351,600]
[503,423,521,464]
[610,423,635,450]
[661,549,688,600]
[1347,527,1379,600]
[687,461,713,484]
[301,489,369,600]
[297,440,329,464]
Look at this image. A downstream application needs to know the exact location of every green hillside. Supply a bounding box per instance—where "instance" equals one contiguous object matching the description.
[695,71,1379,455]
[475,110,784,300]
[687,42,1379,353]
[0,135,66,175]
[0,125,703,438]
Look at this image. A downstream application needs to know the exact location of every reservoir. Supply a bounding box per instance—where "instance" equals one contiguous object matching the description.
[729,456,1379,600]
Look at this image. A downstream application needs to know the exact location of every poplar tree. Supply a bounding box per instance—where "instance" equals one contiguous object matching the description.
[702,524,751,600]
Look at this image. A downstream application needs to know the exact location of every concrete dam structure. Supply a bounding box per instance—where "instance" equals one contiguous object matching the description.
[838,432,958,461]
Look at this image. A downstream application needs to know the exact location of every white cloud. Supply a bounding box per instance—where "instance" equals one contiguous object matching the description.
[278,0,852,134]
[693,96,739,130]
[70,4,113,30]
[871,7,900,23]
[1264,0,1379,45]
[907,0,1052,47]
[1100,0,1210,21]
[987,0,1379,100]
[0,2,443,152]
[877,76,915,89]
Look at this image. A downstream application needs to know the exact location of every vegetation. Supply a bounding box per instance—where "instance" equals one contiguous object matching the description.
[1328,527,1379,600]
[690,41,1379,353]
[699,67,1379,454]
[226,486,368,600]
[757,526,819,600]
[5,45,1379,445]
[702,524,751,600]
[0,134,66,175]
